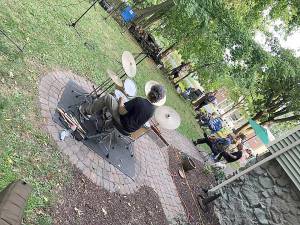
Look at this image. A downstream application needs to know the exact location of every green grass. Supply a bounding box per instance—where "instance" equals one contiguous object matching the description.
[0,0,203,223]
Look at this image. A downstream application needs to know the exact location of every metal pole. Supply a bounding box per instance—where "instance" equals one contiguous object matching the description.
[69,0,100,27]
[208,139,300,193]
[104,2,124,20]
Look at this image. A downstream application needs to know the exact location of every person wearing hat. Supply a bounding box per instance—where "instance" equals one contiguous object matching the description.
[79,81,166,133]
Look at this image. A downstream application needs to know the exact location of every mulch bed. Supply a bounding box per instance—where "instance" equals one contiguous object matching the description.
[49,167,168,225]
[168,147,220,225]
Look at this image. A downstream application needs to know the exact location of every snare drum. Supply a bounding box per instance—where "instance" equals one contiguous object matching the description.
[124,78,137,98]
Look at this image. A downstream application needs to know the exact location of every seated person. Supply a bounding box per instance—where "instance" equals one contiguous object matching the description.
[193,133,237,156]
[215,143,244,163]
[79,84,166,133]
[208,116,223,134]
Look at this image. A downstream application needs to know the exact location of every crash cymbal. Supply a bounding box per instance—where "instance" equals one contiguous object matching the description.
[145,80,166,106]
[122,51,136,78]
[107,69,123,88]
[154,106,181,130]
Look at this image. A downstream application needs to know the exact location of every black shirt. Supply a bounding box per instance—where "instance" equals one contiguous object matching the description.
[120,97,155,133]
[224,150,243,163]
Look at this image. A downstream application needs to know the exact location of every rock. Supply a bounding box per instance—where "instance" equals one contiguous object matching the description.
[241,217,254,225]
[273,186,284,197]
[222,192,229,201]
[283,213,299,225]
[267,164,282,178]
[272,198,289,214]
[262,191,270,198]
[264,198,272,208]
[261,161,270,170]
[253,167,266,175]
[288,204,299,216]
[254,208,269,225]
[290,187,300,201]
[259,176,274,189]
[276,176,290,187]
[242,187,260,206]
[233,198,247,213]
[270,207,282,224]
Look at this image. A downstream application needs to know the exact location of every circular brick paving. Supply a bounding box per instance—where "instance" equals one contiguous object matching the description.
[38,70,203,222]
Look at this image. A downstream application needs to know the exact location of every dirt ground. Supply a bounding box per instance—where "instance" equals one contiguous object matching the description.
[49,167,168,225]
[168,147,220,225]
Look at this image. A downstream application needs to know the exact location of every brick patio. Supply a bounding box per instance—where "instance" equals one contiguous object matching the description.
[39,70,204,223]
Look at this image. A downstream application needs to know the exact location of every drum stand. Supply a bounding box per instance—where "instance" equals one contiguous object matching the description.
[69,0,102,28]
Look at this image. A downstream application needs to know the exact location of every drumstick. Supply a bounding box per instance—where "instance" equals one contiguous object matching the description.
[57,108,86,134]
[68,114,85,132]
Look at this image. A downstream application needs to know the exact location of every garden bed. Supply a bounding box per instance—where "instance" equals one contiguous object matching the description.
[49,167,168,225]
[168,147,220,225]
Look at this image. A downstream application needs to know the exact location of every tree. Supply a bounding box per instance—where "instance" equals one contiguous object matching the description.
[234,48,300,132]
[134,0,175,27]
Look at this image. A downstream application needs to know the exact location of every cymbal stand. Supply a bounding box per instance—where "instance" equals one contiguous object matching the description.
[96,72,127,97]
[134,52,148,66]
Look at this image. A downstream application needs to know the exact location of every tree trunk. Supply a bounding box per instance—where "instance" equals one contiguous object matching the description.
[234,121,250,134]
[234,111,264,133]
[159,42,177,59]
[220,97,245,118]
[174,69,195,84]
[175,61,221,84]
[140,11,165,28]
[135,0,174,24]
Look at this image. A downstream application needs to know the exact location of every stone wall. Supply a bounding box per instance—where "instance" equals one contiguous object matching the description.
[214,158,300,225]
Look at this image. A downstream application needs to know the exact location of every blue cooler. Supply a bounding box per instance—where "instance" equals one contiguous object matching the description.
[121,6,136,23]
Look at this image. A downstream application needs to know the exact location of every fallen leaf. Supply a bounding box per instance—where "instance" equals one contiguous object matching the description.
[9,71,14,78]
[74,207,83,216]
[102,208,107,216]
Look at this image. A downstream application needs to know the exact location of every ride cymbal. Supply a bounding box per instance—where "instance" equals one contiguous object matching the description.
[154,106,181,130]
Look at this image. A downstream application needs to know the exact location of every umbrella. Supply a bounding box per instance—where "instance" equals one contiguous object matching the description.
[249,119,270,145]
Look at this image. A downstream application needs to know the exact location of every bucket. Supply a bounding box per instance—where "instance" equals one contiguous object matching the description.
[181,154,196,172]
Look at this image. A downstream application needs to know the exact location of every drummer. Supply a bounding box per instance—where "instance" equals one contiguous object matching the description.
[79,83,166,133]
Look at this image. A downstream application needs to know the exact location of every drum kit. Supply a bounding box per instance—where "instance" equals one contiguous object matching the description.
[84,50,181,131]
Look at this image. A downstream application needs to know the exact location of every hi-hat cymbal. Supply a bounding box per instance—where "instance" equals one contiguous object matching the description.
[107,69,123,88]
[154,106,181,130]
[122,51,136,78]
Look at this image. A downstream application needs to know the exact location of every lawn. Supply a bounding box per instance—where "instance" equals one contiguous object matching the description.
[0,0,203,223]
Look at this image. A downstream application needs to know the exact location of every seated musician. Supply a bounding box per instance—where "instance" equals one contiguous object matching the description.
[79,84,166,133]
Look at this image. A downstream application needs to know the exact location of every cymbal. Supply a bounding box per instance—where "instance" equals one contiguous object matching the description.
[107,69,123,88]
[154,106,181,130]
[122,51,136,78]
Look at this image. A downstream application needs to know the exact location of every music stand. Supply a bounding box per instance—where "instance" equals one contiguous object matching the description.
[69,0,101,28]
